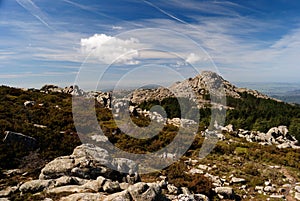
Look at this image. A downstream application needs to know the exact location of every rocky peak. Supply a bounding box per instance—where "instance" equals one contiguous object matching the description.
[130,71,278,105]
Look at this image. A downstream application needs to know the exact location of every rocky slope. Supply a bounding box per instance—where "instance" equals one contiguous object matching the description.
[0,144,210,201]
[130,71,276,105]
[38,71,278,108]
[1,139,299,201]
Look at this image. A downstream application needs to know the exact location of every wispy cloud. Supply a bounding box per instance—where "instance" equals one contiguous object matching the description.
[16,0,53,30]
[2,0,300,87]
[0,71,77,79]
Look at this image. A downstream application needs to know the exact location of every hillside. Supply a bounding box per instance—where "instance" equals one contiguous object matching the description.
[131,71,276,105]
[0,72,300,201]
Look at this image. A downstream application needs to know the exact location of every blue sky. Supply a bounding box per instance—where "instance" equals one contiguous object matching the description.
[1,0,300,89]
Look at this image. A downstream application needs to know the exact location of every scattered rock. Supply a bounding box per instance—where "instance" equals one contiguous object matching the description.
[264,186,276,193]
[82,176,106,192]
[295,186,300,193]
[19,179,53,193]
[104,190,132,201]
[198,164,210,171]
[112,157,138,176]
[54,176,82,187]
[40,144,137,181]
[60,192,105,201]
[264,181,271,186]
[295,192,300,200]
[0,198,10,201]
[215,187,234,199]
[270,194,285,199]
[24,100,36,107]
[2,131,38,151]
[127,182,162,201]
[230,177,246,184]
[282,184,291,188]
[176,193,209,201]
[39,156,75,179]
[119,182,130,190]
[102,180,121,193]
[167,184,178,194]
[181,187,191,195]
[0,186,17,197]
[188,168,204,175]
[46,185,89,194]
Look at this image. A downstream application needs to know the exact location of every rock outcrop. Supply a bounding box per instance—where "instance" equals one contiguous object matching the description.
[232,126,299,149]
[2,131,38,151]
[39,144,138,182]
[130,71,276,105]
[40,71,279,112]
[5,144,171,201]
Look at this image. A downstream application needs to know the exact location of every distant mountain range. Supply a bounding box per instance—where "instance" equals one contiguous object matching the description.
[235,82,300,104]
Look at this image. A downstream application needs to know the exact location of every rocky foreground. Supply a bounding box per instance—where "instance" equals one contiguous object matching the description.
[1,140,300,201]
[0,144,210,201]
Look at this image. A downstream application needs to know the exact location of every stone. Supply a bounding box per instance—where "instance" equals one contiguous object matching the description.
[54,176,81,187]
[102,180,121,193]
[194,194,210,201]
[46,185,89,194]
[60,193,105,201]
[24,100,36,107]
[0,186,17,197]
[278,126,289,136]
[82,176,106,192]
[204,173,222,187]
[119,182,130,190]
[19,179,53,193]
[282,184,291,188]
[230,177,246,184]
[127,182,162,201]
[104,190,132,201]
[39,156,75,179]
[181,187,191,195]
[167,184,178,194]
[158,180,167,189]
[125,173,140,185]
[277,143,291,149]
[40,85,63,93]
[188,168,204,175]
[264,181,271,186]
[63,85,85,96]
[277,188,286,194]
[176,194,209,201]
[72,144,111,166]
[215,187,234,199]
[295,192,300,200]
[264,186,276,193]
[216,133,225,140]
[2,131,38,151]
[3,169,22,176]
[0,198,10,201]
[295,186,300,193]
[198,164,210,171]
[270,194,285,199]
[39,144,136,181]
[112,158,138,175]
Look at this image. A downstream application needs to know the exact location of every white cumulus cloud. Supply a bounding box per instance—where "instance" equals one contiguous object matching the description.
[186,53,202,64]
[80,34,141,65]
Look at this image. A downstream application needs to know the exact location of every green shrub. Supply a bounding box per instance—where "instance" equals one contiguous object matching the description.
[164,161,212,196]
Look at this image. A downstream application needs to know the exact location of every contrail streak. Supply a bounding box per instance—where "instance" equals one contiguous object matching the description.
[16,0,54,30]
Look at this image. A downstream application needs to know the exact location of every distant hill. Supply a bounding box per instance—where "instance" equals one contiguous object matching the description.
[236,82,300,104]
